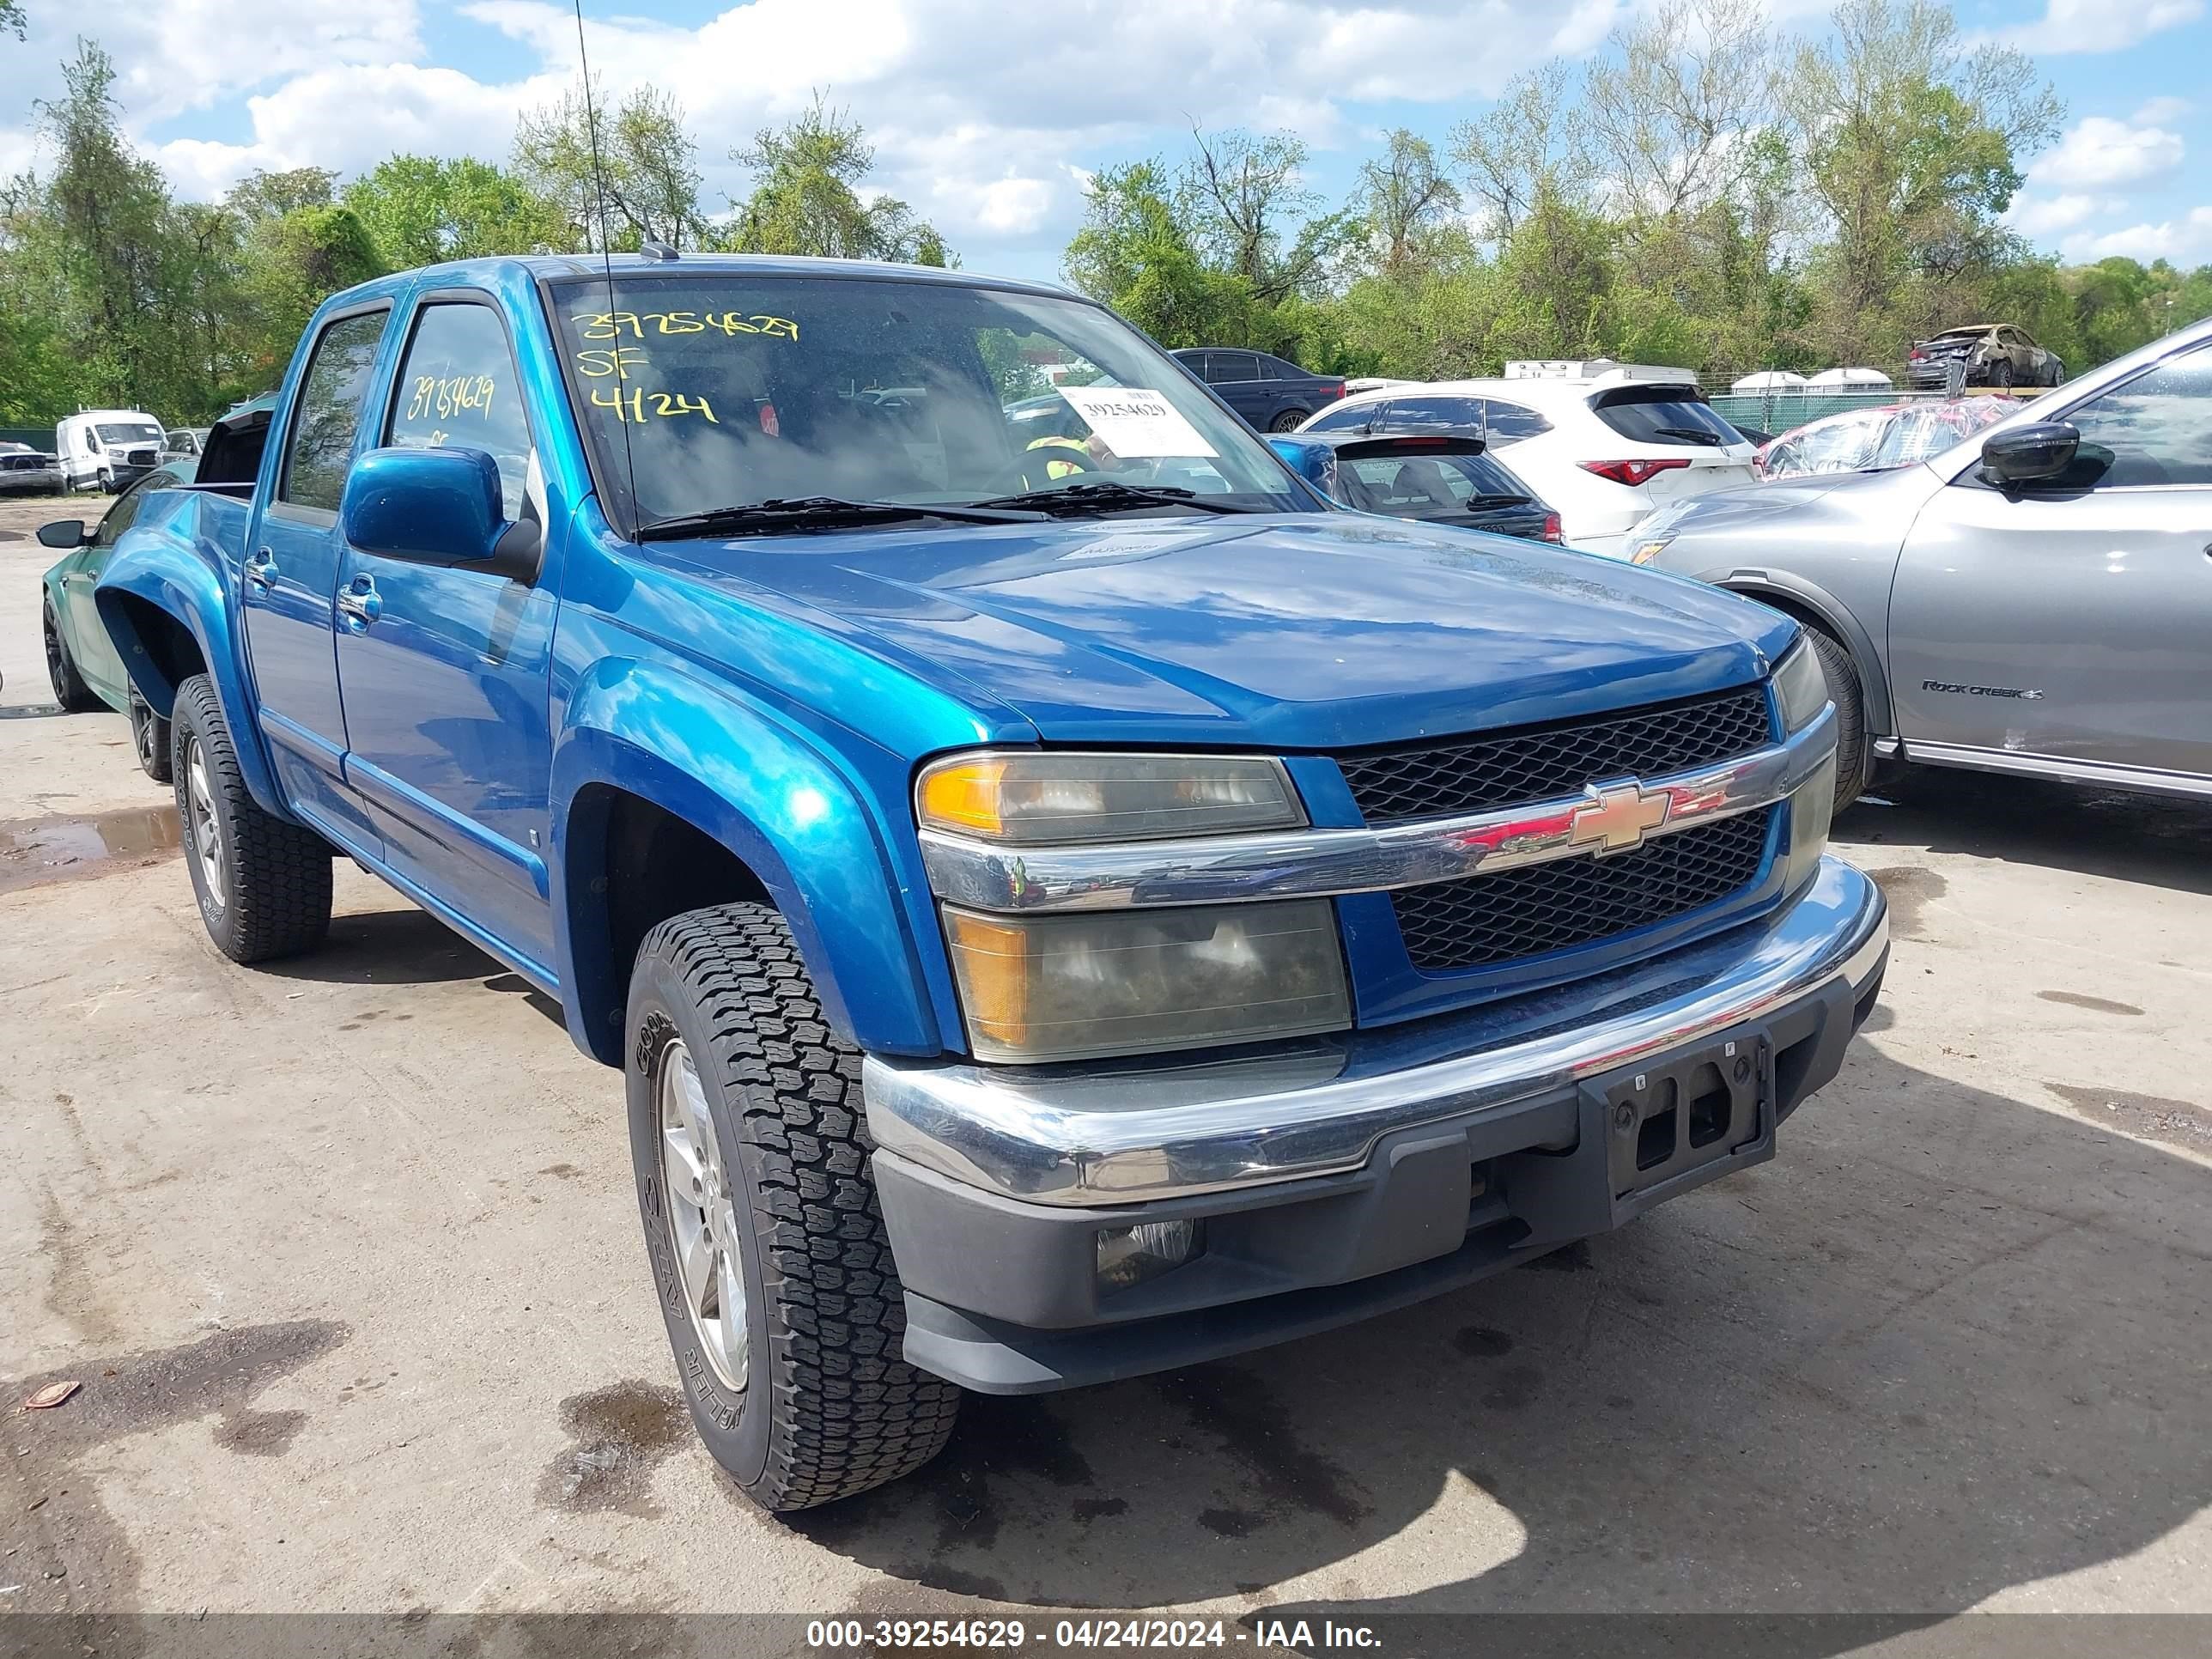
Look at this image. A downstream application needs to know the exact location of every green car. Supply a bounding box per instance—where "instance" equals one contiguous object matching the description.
[40,457,197,780]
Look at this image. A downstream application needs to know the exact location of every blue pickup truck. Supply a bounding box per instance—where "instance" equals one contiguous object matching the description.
[82,255,1887,1510]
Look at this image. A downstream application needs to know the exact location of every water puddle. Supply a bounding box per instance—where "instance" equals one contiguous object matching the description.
[0,805,183,896]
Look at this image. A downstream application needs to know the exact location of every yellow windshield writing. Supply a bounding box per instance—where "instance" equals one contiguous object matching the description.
[405,374,496,422]
[572,311,798,342]
[589,386,720,425]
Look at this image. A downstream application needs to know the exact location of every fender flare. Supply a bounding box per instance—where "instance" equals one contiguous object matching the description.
[94,539,291,819]
[1700,568,1893,740]
[552,658,943,1066]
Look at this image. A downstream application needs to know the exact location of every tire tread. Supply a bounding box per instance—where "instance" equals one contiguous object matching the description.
[643,903,958,1510]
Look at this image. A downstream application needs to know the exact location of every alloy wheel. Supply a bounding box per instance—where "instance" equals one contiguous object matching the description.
[184,734,227,906]
[656,1036,750,1392]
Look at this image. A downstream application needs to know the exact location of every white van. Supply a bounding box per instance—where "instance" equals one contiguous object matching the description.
[55,410,167,494]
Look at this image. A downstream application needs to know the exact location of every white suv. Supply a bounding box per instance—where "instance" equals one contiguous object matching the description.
[1299,362,1758,557]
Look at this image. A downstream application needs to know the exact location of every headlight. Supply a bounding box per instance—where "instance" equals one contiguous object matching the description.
[916,751,1304,844]
[940,900,1350,1063]
[1626,501,1694,563]
[1771,636,1830,734]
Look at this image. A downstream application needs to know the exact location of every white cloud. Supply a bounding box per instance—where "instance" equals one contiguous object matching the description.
[2133,96,2192,126]
[2061,206,2212,264]
[1986,0,2203,54]
[2006,192,2115,237]
[0,0,1616,264]
[2028,115,2186,190]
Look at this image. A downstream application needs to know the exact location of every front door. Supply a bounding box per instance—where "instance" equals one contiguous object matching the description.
[240,304,392,854]
[332,294,562,976]
[1888,340,2212,786]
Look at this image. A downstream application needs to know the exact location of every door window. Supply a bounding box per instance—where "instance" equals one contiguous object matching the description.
[2059,347,2212,487]
[386,301,535,517]
[281,309,390,512]
[1371,395,1484,432]
[1209,352,1261,384]
[1481,400,1553,441]
[93,471,166,546]
[1304,403,1375,433]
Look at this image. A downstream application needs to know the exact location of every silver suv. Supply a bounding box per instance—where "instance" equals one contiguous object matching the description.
[1631,315,2212,820]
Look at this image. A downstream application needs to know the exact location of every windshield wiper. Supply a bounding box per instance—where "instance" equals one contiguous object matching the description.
[967,481,1267,516]
[1650,427,1725,447]
[635,495,1044,540]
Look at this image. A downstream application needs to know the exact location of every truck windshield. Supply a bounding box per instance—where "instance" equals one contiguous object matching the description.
[549,274,1310,533]
[96,423,163,445]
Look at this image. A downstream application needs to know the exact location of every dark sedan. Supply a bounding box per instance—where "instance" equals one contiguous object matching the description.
[1906,323,2063,389]
[1268,431,1562,541]
[1173,348,1346,431]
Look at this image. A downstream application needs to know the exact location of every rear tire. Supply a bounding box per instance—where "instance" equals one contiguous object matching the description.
[170,674,332,963]
[43,598,103,713]
[130,689,173,782]
[1804,627,1867,825]
[626,902,959,1511]
[1269,409,1310,433]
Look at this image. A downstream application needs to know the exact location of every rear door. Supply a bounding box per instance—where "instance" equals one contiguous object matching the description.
[1887,340,2212,783]
[332,291,561,974]
[1203,351,1267,424]
[1586,386,1758,504]
[240,302,393,854]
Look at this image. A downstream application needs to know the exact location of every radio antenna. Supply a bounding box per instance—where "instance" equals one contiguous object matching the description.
[571,0,640,527]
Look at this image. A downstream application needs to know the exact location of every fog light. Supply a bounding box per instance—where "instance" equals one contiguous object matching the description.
[1097,1218,1205,1292]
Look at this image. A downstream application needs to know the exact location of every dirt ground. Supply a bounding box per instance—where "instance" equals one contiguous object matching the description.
[3,490,2207,1647]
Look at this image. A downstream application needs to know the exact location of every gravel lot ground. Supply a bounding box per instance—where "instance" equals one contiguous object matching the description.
[3,490,2207,1649]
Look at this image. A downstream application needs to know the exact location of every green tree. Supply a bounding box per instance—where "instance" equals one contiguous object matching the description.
[225,166,337,226]
[343,155,566,265]
[1352,130,1460,275]
[1062,161,1262,347]
[1788,0,2063,361]
[723,95,950,264]
[3,2,27,41]
[1178,127,1351,307]
[514,78,708,251]
[238,204,387,380]
[20,41,183,411]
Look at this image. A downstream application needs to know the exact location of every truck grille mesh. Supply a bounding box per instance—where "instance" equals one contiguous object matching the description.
[1391,810,1774,972]
[1336,685,1772,825]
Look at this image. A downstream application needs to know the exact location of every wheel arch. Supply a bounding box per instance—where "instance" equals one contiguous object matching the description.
[552,662,947,1069]
[1708,572,1893,739]
[94,545,291,819]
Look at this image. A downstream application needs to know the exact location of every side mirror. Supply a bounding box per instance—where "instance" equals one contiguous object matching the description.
[1979,422,2079,487]
[1267,435,1337,496]
[37,520,88,550]
[339,447,540,582]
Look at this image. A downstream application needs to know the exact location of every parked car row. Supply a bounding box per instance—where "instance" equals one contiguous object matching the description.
[1631,313,2212,815]
[1297,361,1759,557]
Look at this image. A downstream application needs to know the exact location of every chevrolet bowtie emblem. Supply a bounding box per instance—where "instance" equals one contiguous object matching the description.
[1569,781,1671,855]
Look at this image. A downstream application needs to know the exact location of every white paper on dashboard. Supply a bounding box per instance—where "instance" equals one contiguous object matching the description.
[1054,385,1218,458]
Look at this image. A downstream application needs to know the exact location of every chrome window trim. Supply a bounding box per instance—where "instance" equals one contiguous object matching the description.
[921,703,1836,915]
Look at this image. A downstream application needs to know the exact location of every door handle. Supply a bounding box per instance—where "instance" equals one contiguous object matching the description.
[244,549,277,589]
[335,575,383,630]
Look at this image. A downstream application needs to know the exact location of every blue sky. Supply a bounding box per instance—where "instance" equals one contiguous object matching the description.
[3,0,2209,283]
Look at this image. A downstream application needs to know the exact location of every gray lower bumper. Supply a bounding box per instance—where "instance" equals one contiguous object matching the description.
[866,858,1888,1395]
[866,857,1887,1207]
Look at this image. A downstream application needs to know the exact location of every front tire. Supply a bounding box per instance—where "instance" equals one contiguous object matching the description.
[43,598,103,713]
[170,675,332,963]
[626,903,959,1511]
[1804,627,1867,825]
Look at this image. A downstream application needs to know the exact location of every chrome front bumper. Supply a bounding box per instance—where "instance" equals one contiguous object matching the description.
[866,856,1887,1208]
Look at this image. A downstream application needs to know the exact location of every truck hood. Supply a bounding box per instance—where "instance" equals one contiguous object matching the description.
[680,514,1796,750]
